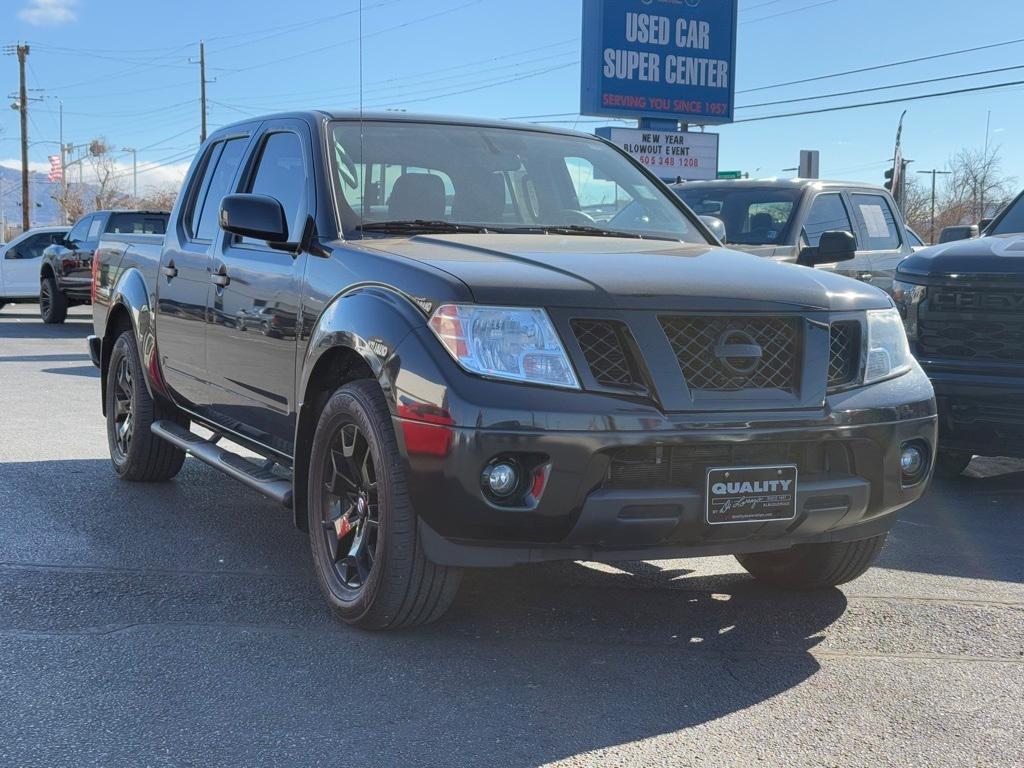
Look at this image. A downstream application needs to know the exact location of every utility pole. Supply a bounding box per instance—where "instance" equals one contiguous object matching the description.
[199,40,207,143]
[4,44,31,231]
[917,168,951,244]
[121,147,137,201]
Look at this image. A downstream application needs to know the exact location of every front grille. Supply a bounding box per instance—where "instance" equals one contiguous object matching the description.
[828,321,861,388]
[605,442,854,490]
[571,319,636,387]
[660,316,800,393]
[918,289,1024,362]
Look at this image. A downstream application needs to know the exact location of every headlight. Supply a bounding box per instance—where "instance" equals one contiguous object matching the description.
[428,304,580,389]
[892,279,926,341]
[864,308,914,384]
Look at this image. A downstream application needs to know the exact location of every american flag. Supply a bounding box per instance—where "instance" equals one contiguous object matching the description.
[47,154,62,183]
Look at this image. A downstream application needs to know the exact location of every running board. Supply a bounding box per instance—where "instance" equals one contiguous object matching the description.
[151,420,293,509]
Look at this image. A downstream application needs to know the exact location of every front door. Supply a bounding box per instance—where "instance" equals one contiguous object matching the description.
[205,122,310,456]
[800,192,869,281]
[157,134,251,409]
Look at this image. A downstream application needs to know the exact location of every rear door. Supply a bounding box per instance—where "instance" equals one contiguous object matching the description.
[847,191,908,292]
[157,133,252,409]
[3,231,65,295]
[205,120,310,456]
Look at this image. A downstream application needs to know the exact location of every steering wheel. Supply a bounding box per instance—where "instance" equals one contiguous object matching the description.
[558,209,597,226]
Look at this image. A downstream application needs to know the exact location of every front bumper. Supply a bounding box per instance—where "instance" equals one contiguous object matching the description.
[925,365,1024,458]
[396,370,937,567]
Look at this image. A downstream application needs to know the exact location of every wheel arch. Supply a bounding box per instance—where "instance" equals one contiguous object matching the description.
[291,287,424,530]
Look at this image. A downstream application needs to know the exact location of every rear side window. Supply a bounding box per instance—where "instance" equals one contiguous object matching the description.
[108,213,168,234]
[66,216,91,244]
[192,138,248,242]
[803,194,854,247]
[86,218,103,241]
[851,193,901,250]
[243,132,306,244]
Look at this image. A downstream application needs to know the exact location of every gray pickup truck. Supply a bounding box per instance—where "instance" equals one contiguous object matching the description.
[673,179,913,295]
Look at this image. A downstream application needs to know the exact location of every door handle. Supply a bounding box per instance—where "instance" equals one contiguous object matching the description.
[211,270,230,287]
[858,272,873,282]
[160,262,178,279]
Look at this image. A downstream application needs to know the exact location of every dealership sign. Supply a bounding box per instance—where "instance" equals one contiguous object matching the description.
[581,0,738,124]
[597,127,719,181]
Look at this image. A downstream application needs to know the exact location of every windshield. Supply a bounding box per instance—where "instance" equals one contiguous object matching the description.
[673,185,801,246]
[328,121,706,243]
[990,192,1024,236]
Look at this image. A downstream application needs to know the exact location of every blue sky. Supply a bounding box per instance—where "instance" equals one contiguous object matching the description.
[2,0,1023,195]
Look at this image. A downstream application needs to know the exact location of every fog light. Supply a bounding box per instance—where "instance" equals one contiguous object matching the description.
[899,442,928,485]
[484,461,519,498]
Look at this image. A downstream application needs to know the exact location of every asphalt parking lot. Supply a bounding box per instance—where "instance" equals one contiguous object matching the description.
[0,305,1021,768]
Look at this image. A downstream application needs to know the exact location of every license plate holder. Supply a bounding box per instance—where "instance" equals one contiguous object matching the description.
[705,465,798,525]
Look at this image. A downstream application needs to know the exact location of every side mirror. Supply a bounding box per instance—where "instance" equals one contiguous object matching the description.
[797,230,856,267]
[220,193,289,244]
[939,224,979,243]
[699,215,727,244]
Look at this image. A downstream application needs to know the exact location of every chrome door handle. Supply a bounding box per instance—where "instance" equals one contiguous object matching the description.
[858,272,873,282]
[211,271,230,287]
[160,262,178,279]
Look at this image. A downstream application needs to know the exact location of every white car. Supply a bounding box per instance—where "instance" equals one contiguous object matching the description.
[0,226,69,310]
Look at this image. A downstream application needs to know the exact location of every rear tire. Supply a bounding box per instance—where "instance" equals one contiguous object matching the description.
[934,449,972,478]
[308,379,461,629]
[736,534,887,590]
[39,276,67,324]
[106,330,187,482]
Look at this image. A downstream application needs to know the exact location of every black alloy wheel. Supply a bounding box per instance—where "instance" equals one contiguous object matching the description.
[320,422,380,590]
[111,354,135,459]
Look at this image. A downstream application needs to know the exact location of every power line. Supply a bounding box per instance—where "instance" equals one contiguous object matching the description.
[738,63,1024,110]
[732,79,1024,124]
[738,37,1024,94]
[741,0,839,25]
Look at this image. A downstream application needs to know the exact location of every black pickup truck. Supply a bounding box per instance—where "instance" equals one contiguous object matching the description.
[895,190,1024,475]
[39,209,168,323]
[89,112,937,629]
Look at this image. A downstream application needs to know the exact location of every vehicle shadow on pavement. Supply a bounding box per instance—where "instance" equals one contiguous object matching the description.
[0,457,848,765]
[0,315,92,340]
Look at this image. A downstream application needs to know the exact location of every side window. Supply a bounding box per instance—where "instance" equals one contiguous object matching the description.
[66,216,91,244]
[851,193,902,250]
[243,132,306,245]
[803,194,854,247]
[86,217,103,242]
[192,138,248,242]
[19,234,50,259]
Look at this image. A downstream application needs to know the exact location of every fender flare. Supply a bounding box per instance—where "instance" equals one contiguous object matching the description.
[291,286,427,528]
[99,267,161,412]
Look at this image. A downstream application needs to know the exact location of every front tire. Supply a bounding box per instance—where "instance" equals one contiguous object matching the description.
[39,276,68,324]
[106,330,187,481]
[735,534,887,590]
[308,380,461,629]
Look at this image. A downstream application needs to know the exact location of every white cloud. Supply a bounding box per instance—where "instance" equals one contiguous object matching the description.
[1,157,191,196]
[17,0,78,26]
[0,158,51,175]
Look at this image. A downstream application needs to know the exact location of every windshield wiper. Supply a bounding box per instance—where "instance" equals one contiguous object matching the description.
[538,225,657,240]
[356,220,492,235]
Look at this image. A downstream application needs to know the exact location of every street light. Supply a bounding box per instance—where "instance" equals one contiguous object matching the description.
[121,147,137,201]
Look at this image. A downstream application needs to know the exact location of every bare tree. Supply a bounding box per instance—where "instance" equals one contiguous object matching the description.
[135,183,181,212]
[901,177,932,239]
[943,146,1015,224]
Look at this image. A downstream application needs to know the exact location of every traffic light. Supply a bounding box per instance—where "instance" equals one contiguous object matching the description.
[883,168,894,192]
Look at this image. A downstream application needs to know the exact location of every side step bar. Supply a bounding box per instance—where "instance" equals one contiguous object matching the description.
[151,420,293,508]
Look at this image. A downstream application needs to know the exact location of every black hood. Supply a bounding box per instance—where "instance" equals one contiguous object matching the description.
[366,234,891,312]
[898,234,1024,279]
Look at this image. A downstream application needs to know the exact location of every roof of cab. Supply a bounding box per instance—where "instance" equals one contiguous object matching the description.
[211,110,600,141]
